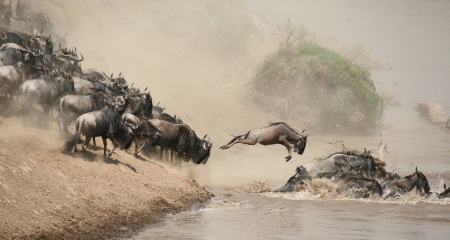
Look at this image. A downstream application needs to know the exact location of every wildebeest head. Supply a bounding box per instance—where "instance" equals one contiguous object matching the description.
[58,71,76,95]
[113,72,128,90]
[113,94,130,114]
[153,102,165,113]
[196,134,213,164]
[44,35,53,54]
[294,130,308,155]
[174,115,183,124]
[407,167,431,194]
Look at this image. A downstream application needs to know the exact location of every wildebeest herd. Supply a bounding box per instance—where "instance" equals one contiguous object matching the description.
[0,6,448,201]
[0,24,213,165]
[267,150,450,200]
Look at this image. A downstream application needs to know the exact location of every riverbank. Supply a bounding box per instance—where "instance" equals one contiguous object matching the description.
[0,117,212,239]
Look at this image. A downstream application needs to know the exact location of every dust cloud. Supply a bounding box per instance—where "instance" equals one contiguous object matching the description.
[4,0,450,189]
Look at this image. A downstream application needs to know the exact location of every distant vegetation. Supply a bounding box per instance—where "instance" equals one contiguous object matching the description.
[249,23,383,133]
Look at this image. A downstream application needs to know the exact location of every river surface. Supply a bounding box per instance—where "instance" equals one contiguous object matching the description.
[135,0,450,239]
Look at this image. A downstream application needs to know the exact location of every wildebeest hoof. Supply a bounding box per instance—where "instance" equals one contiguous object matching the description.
[285,157,292,162]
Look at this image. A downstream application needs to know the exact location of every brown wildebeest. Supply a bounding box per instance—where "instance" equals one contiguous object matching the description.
[439,183,450,199]
[381,167,431,198]
[220,122,308,162]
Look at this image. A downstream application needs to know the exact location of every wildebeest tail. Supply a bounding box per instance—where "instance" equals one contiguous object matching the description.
[60,132,81,153]
[227,130,250,145]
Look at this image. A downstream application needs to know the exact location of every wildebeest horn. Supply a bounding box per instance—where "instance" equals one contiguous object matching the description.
[203,134,207,139]
[144,87,148,91]
[0,32,6,40]
[124,122,136,130]
[110,73,113,78]
[119,72,122,77]
[73,53,84,62]
[131,83,134,87]
[74,46,77,52]
[416,166,418,174]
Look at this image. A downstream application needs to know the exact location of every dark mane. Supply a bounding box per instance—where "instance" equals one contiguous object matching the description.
[267,122,300,135]
[325,149,372,160]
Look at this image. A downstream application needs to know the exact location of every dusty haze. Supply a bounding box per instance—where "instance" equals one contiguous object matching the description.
[10,0,448,188]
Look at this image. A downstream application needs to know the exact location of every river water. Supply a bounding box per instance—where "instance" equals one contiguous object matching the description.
[135,0,450,239]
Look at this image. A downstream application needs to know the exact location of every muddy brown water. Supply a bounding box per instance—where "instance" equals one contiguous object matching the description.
[135,0,450,239]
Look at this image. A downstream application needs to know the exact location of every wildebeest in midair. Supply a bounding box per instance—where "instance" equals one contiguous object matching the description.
[220,122,308,161]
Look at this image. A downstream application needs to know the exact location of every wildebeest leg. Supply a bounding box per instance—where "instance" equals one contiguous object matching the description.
[133,137,140,155]
[220,136,258,149]
[102,137,108,157]
[108,139,119,158]
[280,138,293,162]
[93,137,97,151]
[82,136,92,159]
[165,148,170,161]
[56,114,61,131]
[136,142,147,154]
[160,147,164,160]
[42,104,51,125]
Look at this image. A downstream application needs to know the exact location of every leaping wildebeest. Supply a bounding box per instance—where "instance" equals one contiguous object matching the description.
[220,122,308,162]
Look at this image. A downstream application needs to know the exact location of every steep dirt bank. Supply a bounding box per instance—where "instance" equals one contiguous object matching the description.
[0,117,212,239]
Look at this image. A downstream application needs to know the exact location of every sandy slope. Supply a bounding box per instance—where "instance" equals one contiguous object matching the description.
[0,116,212,239]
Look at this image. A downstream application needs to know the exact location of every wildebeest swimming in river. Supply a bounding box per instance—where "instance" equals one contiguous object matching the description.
[381,167,431,198]
[220,122,308,162]
[438,183,450,199]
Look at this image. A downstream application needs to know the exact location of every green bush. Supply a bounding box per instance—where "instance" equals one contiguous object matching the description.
[250,30,382,133]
